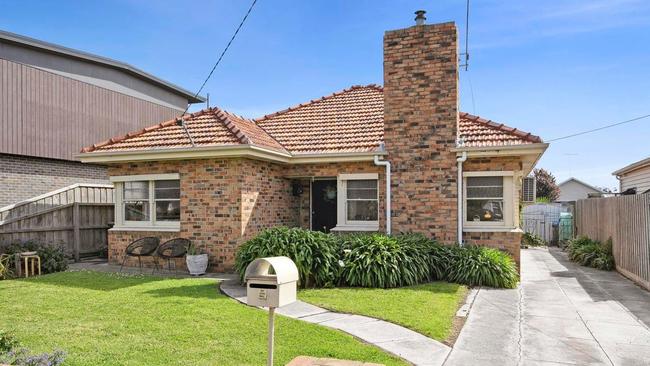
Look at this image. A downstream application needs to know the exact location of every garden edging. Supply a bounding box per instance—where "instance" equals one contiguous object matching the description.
[220,279,451,366]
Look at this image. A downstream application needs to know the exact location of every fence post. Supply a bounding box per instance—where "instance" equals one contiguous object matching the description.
[73,202,81,262]
[14,253,21,277]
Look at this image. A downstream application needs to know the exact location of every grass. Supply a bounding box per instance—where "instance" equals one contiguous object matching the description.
[0,271,407,366]
[299,282,468,342]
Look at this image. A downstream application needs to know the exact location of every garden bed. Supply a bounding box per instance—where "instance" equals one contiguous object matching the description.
[0,271,406,366]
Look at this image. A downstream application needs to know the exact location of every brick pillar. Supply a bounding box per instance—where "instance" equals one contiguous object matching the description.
[383,21,459,243]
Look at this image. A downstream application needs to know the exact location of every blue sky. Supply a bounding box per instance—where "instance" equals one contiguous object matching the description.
[2,0,649,189]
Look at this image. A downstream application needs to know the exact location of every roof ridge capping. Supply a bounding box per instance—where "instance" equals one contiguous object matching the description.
[459,112,543,143]
[254,84,383,122]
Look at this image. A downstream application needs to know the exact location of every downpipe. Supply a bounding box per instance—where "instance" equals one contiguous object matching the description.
[374,155,391,235]
[457,151,467,246]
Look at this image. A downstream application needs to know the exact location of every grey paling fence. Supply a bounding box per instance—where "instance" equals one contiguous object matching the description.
[522,203,571,243]
[0,184,114,261]
[575,194,650,290]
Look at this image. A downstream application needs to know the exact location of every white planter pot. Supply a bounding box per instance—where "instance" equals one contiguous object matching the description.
[186,254,208,276]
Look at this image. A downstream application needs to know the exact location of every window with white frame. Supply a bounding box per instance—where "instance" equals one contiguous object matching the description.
[111,174,180,230]
[335,173,379,230]
[464,172,514,228]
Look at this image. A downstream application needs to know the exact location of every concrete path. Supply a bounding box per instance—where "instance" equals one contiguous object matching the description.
[444,247,650,366]
[220,280,452,366]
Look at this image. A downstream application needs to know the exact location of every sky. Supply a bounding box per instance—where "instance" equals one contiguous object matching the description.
[2,0,649,190]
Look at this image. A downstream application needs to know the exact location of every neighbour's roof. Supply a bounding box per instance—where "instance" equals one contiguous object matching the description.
[0,29,204,103]
[81,85,543,155]
[558,178,603,193]
[612,157,650,176]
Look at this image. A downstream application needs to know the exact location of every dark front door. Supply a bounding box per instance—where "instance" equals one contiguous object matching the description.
[311,180,337,232]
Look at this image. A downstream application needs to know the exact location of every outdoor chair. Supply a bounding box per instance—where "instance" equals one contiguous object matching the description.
[120,237,160,273]
[153,238,191,275]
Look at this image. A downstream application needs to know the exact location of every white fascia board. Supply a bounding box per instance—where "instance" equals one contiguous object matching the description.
[452,143,549,157]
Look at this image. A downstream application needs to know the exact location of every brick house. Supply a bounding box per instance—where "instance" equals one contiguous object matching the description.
[79,19,547,271]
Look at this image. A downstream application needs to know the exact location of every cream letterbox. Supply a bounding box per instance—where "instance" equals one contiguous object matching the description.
[244,256,299,308]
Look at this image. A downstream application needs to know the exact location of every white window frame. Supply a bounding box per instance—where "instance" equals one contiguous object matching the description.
[110,173,181,232]
[463,171,515,230]
[333,173,379,232]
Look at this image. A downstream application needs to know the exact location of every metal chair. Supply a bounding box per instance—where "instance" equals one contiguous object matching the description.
[120,237,160,273]
[154,238,190,274]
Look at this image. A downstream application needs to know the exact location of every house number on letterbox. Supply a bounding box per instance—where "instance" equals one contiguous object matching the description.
[258,289,267,300]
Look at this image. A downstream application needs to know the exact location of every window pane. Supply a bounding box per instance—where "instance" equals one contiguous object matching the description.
[123,181,149,200]
[467,176,503,198]
[347,179,377,199]
[155,180,180,199]
[156,200,180,221]
[347,200,378,221]
[466,199,504,222]
[124,201,149,221]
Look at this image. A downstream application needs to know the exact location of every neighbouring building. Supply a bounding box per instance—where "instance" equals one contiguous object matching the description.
[0,30,204,207]
[79,15,548,271]
[613,157,650,195]
[557,178,604,202]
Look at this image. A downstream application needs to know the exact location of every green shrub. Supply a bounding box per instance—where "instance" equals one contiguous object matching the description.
[566,236,614,270]
[235,229,520,289]
[235,227,340,288]
[338,234,432,288]
[0,330,19,353]
[521,232,546,248]
[0,240,68,276]
[446,246,519,288]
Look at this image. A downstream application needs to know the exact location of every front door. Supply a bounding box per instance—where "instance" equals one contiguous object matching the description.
[311,180,337,232]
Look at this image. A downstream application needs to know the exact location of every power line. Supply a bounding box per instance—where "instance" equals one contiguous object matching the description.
[546,114,650,142]
[177,0,259,146]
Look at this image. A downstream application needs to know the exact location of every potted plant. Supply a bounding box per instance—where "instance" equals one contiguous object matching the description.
[186,243,208,276]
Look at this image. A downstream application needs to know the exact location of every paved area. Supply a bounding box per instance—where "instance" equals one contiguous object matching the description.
[220,280,451,366]
[444,247,650,366]
[287,356,383,366]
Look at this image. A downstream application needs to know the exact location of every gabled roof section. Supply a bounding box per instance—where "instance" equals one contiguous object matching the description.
[612,157,650,176]
[255,85,385,154]
[81,85,544,158]
[459,112,543,148]
[80,108,287,154]
[558,177,603,193]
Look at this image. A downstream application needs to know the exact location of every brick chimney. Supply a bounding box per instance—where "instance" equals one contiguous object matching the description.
[383,17,459,242]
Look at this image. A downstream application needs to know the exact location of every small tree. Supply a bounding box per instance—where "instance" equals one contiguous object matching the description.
[533,168,560,202]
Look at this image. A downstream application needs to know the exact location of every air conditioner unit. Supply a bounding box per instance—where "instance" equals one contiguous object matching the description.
[522,176,536,203]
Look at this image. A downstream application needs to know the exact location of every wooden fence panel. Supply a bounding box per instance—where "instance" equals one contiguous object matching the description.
[576,195,650,290]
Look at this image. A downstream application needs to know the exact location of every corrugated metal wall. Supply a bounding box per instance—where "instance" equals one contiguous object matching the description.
[0,58,182,161]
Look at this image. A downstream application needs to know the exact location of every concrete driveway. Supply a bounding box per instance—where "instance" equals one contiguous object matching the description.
[445,247,650,366]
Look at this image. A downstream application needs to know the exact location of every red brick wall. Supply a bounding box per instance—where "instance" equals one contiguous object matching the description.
[107,159,383,272]
[463,156,525,265]
[383,22,459,243]
[107,158,299,272]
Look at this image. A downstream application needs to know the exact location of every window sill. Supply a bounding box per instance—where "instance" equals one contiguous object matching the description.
[331,224,379,232]
[463,227,522,233]
[110,226,180,233]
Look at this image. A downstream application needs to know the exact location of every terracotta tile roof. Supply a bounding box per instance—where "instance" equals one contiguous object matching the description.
[458,112,543,147]
[81,85,542,155]
[255,85,385,154]
[81,108,287,153]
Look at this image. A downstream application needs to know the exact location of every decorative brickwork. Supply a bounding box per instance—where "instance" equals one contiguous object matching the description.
[383,22,459,243]
[0,153,108,207]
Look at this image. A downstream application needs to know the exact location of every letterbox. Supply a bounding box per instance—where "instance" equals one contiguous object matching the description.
[244,256,299,308]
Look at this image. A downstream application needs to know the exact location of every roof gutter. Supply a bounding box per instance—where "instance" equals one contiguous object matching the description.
[451,142,549,156]
[76,145,384,165]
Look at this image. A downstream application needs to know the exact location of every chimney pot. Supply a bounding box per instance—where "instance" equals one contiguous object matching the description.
[414,10,426,25]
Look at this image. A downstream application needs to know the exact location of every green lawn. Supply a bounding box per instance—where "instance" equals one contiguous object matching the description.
[299,282,468,341]
[0,271,407,366]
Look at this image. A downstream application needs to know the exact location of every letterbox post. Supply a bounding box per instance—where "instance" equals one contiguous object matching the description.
[268,306,275,366]
[244,256,299,366]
